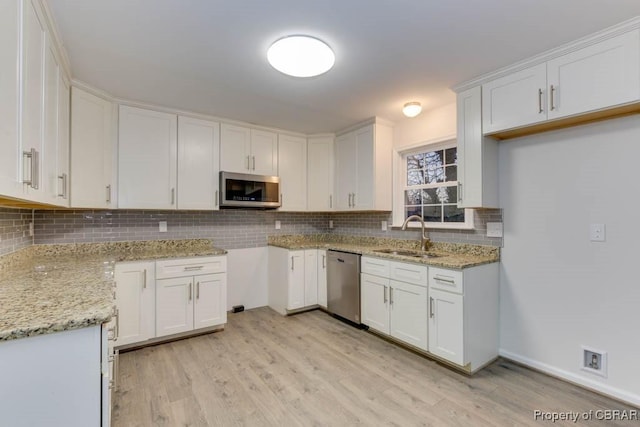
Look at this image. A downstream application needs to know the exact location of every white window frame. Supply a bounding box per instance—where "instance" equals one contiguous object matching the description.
[392,136,474,230]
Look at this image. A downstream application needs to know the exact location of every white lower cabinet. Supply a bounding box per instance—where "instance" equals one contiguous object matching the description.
[115,256,227,347]
[427,264,499,372]
[268,247,323,315]
[361,257,428,351]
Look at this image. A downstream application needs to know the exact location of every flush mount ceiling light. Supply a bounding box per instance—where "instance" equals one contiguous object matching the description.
[267,35,335,78]
[403,102,422,118]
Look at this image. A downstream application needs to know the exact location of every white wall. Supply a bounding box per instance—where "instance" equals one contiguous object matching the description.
[393,102,456,150]
[226,247,268,311]
[498,115,640,406]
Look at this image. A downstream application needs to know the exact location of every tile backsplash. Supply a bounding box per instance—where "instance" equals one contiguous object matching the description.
[0,208,33,256]
[33,208,503,249]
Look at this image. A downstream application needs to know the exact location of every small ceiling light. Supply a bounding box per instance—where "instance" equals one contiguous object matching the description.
[267,35,335,78]
[403,102,422,118]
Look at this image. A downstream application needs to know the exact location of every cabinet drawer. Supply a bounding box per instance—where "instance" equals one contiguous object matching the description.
[156,256,226,279]
[389,261,427,286]
[429,267,463,294]
[361,256,390,277]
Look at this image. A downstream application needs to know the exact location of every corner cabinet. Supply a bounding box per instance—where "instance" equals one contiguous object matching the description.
[278,134,307,211]
[306,136,335,211]
[70,87,115,208]
[456,87,499,208]
[118,106,178,209]
[335,121,393,211]
[220,123,278,176]
[268,247,322,315]
[114,261,156,347]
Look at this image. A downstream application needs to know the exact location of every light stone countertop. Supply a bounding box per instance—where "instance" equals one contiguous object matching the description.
[0,240,226,342]
[268,234,499,269]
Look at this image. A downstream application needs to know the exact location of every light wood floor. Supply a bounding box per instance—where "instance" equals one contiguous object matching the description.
[113,307,635,426]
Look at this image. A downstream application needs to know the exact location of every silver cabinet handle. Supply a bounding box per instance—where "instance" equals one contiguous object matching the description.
[434,275,455,284]
[389,287,394,305]
[352,193,355,207]
[142,269,147,288]
[550,85,556,111]
[189,283,192,301]
[57,173,67,198]
[348,193,352,207]
[196,281,200,300]
[280,193,283,206]
[430,297,434,318]
[252,156,256,171]
[171,188,175,205]
[538,88,544,114]
[112,308,119,341]
[383,285,388,303]
[291,256,295,271]
[246,155,251,170]
[457,183,462,202]
[106,185,111,204]
[329,195,333,209]
[113,350,119,391]
[215,190,219,207]
[22,148,39,189]
[322,254,325,269]
[184,265,204,271]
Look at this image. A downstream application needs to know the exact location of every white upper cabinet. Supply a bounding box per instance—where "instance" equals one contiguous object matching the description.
[42,34,61,206]
[0,0,23,199]
[482,63,547,134]
[334,122,393,211]
[56,75,70,206]
[457,87,499,209]
[306,135,334,211]
[177,116,220,210]
[480,28,640,135]
[547,30,640,120]
[220,123,278,176]
[118,105,177,209]
[70,87,114,208]
[278,134,307,211]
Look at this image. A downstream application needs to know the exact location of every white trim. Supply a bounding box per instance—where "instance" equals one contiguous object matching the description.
[335,116,395,136]
[499,349,640,407]
[453,16,640,93]
[397,134,456,155]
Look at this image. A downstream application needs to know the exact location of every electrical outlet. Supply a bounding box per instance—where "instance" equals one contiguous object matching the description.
[581,346,607,378]
[329,220,334,229]
[381,221,387,231]
[158,221,167,232]
[590,224,605,242]
[486,222,503,238]
[275,220,281,230]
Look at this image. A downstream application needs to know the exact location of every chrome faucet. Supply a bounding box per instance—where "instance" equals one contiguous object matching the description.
[401,215,431,251]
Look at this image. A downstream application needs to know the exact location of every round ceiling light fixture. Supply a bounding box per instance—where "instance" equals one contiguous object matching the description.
[267,35,335,78]
[403,102,422,118]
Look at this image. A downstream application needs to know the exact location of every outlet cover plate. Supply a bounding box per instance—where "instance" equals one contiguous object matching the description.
[590,223,605,242]
[486,222,503,238]
[158,221,167,232]
[275,220,281,230]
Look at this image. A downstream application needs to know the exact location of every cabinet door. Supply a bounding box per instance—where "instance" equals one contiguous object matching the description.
[307,136,334,211]
[194,273,227,329]
[156,276,194,337]
[334,132,357,210]
[354,125,374,209]
[114,262,155,347]
[21,0,46,200]
[482,63,547,134]
[0,0,22,199]
[428,289,464,365]
[118,106,177,209]
[360,273,390,334]
[177,116,220,210]
[56,75,70,206]
[287,251,305,310]
[250,129,278,176]
[389,280,428,351]
[457,86,499,208]
[547,30,640,120]
[304,250,318,306]
[278,134,307,211]
[317,250,328,308]
[220,123,251,173]
[42,35,60,206]
[70,87,114,208]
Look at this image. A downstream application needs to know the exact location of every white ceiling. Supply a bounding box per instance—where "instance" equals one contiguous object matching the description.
[49,1,640,134]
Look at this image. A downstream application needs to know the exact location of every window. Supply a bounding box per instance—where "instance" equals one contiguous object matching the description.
[394,140,473,229]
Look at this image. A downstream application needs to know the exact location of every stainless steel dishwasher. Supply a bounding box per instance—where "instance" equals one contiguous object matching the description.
[327,250,361,325]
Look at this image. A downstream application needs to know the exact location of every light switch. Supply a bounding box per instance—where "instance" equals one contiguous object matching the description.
[486,222,503,238]
[275,220,281,230]
[590,224,605,242]
[381,221,388,231]
[329,220,334,229]
[158,221,167,232]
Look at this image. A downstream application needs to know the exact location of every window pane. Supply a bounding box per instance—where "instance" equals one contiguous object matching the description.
[435,187,452,203]
[423,205,441,222]
[407,169,424,186]
[444,205,465,222]
[405,206,422,219]
[445,165,457,182]
[425,166,445,183]
[445,148,457,165]
[405,189,421,205]
[406,154,424,186]
[444,185,457,203]
[424,150,443,169]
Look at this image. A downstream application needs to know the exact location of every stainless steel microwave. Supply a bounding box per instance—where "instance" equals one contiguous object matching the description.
[219,172,281,209]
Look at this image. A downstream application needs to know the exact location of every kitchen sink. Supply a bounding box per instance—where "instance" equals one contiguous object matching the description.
[373,249,440,259]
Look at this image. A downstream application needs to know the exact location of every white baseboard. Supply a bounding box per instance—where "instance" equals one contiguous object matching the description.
[499,349,640,408]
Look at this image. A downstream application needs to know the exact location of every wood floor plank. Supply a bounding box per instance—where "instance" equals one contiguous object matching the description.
[112,307,638,426]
